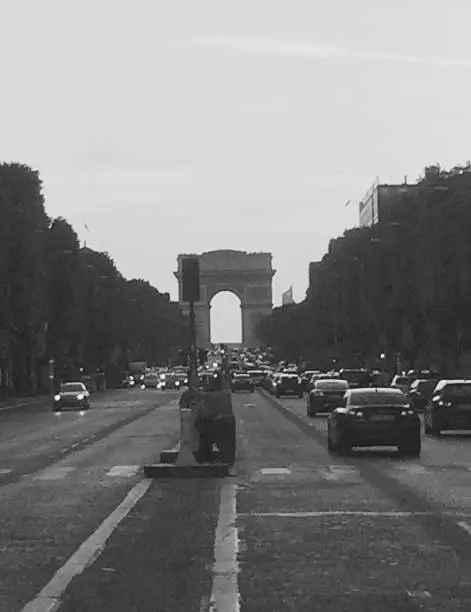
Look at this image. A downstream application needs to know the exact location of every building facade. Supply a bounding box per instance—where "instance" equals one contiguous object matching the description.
[359,180,418,227]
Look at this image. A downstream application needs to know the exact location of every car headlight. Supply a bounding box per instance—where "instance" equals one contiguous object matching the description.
[77,394,85,400]
[175,381,180,386]
[400,409,415,416]
[54,394,61,401]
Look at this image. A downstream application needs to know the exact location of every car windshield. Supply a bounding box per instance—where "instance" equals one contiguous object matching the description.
[341,371,369,383]
[394,377,412,385]
[248,371,262,376]
[442,384,471,398]
[316,380,348,390]
[415,380,436,393]
[60,383,84,392]
[349,392,407,406]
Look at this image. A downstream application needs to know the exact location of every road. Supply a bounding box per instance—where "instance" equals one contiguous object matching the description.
[3,389,471,610]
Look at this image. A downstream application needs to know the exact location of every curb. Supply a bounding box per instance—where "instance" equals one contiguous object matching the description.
[160,441,222,464]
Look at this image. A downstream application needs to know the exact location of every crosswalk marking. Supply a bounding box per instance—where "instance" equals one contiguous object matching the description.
[35,467,75,481]
[106,465,140,477]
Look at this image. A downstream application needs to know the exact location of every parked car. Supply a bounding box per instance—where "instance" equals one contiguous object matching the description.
[231,372,254,393]
[274,374,303,398]
[424,380,471,436]
[407,378,439,412]
[307,378,349,416]
[53,382,90,412]
[327,388,421,456]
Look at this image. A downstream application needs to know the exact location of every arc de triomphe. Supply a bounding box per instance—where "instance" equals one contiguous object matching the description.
[174,250,275,349]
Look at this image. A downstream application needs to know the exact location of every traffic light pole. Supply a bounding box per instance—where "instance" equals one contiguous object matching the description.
[188,300,198,388]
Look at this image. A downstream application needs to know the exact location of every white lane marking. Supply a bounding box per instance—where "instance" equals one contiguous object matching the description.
[34,467,75,481]
[457,520,471,536]
[209,481,240,612]
[240,511,471,518]
[21,478,152,612]
[260,467,292,475]
[106,465,140,477]
[395,465,428,475]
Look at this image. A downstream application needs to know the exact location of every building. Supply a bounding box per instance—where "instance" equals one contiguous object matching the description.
[359,179,418,227]
[306,262,321,300]
[281,286,295,305]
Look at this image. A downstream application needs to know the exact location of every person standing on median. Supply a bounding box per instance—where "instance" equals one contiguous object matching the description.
[179,369,236,466]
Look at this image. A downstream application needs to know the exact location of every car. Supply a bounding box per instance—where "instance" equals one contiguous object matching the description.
[338,368,371,389]
[120,373,135,388]
[160,373,182,390]
[246,370,264,387]
[327,388,421,456]
[390,374,415,394]
[407,378,439,412]
[141,372,160,389]
[424,379,471,436]
[274,374,303,398]
[53,382,90,412]
[231,372,254,393]
[307,378,349,416]
[301,370,321,392]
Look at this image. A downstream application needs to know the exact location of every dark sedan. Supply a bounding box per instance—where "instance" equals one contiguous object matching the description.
[307,379,349,416]
[231,373,254,393]
[424,380,471,436]
[408,378,438,412]
[327,388,421,456]
[274,374,303,398]
[53,382,90,412]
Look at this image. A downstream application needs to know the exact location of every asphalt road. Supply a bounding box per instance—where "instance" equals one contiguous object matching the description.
[5,388,471,610]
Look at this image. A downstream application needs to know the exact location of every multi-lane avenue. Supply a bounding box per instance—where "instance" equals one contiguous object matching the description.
[3,388,471,610]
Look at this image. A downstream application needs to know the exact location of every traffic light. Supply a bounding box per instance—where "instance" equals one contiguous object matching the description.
[177,349,188,366]
[198,348,208,365]
[181,257,200,302]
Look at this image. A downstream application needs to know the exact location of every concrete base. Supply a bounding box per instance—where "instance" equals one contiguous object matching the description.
[143,463,230,478]
[160,442,222,464]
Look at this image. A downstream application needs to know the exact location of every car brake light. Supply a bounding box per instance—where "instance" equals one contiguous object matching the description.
[400,409,415,416]
[438,400,452,407]
[350,410,363,417]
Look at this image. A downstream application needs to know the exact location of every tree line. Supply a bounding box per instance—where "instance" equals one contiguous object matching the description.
[0,163,187,395]
[257,163,471,376]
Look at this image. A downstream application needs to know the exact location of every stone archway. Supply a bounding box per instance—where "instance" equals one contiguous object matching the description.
[174,250,275,349]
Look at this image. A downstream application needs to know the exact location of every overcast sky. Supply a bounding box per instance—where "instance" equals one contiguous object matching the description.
[2,1,471,341]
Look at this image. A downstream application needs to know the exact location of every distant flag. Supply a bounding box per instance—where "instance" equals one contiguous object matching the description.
[84,224,90,232]
[344,200,351,207]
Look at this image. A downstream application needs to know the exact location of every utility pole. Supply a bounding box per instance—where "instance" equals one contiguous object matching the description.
[176,257,201,466]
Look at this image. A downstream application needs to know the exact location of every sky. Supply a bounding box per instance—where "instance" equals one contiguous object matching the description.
[2,0,471,342]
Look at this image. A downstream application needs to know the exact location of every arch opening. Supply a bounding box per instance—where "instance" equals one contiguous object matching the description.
[210,291,242,346]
